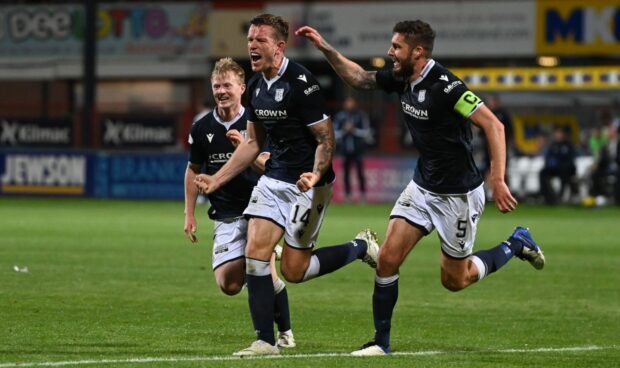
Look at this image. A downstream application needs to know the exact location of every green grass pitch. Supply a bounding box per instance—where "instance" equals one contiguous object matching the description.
[1,197,619,367]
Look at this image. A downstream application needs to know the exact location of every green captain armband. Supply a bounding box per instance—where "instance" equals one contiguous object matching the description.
[454,91,482,118]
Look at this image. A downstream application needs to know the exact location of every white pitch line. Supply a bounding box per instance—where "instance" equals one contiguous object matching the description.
[0,345,614,368]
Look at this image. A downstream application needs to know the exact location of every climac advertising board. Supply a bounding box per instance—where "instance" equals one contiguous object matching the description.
[0,118,73,148]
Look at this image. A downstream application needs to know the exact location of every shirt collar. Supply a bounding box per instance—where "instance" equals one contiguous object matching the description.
[213,106,245,130]
[263,57,289,89]
[410,59,435,91]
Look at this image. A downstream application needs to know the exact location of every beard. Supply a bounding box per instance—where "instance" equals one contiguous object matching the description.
[393,58,414,78]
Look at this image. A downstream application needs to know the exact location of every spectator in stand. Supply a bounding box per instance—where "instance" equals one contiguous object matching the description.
[539,127,578,205]
[333,96,371,203]
[589,115,619,205]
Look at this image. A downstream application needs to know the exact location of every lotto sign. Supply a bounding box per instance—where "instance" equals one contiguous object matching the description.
[0,3,210,60]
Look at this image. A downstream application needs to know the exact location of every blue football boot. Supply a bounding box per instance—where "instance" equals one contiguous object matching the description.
[509,227,545,270]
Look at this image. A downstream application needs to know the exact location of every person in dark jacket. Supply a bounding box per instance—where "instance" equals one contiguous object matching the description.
[539,128,578,205]
[333,96,371,202]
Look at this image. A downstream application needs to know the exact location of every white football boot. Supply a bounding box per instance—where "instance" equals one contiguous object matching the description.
[232,340,280,357]
[276,330,296,348]
[356,229,380,268]
[351,341,390,356]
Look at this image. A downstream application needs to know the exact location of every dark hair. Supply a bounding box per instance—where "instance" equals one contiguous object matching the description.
[393,20,436,56]
[250,13,289,42]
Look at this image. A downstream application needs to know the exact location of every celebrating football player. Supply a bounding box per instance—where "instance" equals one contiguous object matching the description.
[184,57,295,350]
[297,19,545,356]
[194,14,380,356]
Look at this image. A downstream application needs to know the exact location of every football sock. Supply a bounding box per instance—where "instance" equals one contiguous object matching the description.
[304,239,368,280]
[373,274,399,349]
[273,279,291,332]
[246,258,275,345]
[471,241,515,280]
[506,237,525,256]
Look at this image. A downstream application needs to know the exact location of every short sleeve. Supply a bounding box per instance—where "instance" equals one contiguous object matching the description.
[436,75,483,118]
[296,75,329,126]
[188,122,206,165]
[246,76,260,122]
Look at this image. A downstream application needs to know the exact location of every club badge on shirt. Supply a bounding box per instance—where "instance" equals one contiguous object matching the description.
[275,88,284,102]
[418,89,426,102]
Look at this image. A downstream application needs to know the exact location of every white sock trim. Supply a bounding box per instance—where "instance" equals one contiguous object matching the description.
[302,254,320,281]
[470,255,487,280]
[273,278,286,294]
[375,274,400,286]
[245,258,271,276]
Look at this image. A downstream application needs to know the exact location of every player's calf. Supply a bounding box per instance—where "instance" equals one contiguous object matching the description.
[440,257,479,292]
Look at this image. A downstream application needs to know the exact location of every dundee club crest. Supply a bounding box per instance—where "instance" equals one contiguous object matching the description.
[418,89,426,102]
[275,88,284,102]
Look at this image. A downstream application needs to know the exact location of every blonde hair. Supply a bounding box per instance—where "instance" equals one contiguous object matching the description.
[211,57,245,84]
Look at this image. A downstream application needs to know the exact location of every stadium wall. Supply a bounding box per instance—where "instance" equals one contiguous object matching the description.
[0,149,417,202]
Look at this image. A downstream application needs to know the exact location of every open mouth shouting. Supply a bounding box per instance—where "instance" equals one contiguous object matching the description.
[250,51,263,70]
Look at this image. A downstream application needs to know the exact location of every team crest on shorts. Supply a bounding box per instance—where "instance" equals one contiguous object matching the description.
[275,88,284,102]
[418,89,426,102]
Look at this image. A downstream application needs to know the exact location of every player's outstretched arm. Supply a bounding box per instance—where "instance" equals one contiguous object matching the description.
[196,121,265,194]
[470,105,518,213]
[184,162,202,243]
[295,26,377,90]
[226,129,270,174]
[297,118,335,192]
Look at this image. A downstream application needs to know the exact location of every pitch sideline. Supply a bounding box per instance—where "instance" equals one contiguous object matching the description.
[0,345,614,367]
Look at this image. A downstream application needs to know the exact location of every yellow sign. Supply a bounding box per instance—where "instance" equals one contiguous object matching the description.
[536,0,620,55]
[512,115,580,155]
[1,185,85,195]
[452,66,620,91]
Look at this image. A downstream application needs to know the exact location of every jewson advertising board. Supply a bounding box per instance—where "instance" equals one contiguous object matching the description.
[0,149,91,195]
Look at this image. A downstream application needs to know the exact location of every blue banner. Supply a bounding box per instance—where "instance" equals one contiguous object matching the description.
[94,152,186,199]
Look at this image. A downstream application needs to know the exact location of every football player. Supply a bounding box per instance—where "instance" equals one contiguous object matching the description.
[194,14,380,356]
[183,57,295,350]
[297,20,545,355]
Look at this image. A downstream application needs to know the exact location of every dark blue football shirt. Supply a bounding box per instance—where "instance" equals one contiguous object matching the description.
[246,57,335,186]
[188,107,259,220]
[376,60,484,194]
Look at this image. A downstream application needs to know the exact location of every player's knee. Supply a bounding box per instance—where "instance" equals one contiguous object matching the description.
[216,279,244,296]
[378,248,402,272]
[281,267,304,283]
[441,274,468,292]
